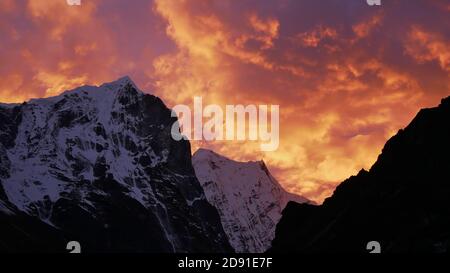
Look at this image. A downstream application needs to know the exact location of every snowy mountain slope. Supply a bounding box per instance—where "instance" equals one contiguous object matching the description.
[192,149,310,253]
[0,76,232,252]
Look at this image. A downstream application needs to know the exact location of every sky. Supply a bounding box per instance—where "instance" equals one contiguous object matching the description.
[0,0,449,203]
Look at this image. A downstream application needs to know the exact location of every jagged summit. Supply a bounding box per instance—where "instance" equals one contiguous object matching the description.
[109,75,135,86]
[23,76,143,106]
[99,76,142,93]
[194,148,266,166]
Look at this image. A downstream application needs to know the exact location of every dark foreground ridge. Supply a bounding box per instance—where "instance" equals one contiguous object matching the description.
[270,96,450,253]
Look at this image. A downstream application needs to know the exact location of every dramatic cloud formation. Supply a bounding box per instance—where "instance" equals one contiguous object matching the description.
[1,0,449,202]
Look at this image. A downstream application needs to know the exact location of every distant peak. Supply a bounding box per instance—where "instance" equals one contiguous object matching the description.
[193,149,247,164]
[194,149,268,168]
[116,75,134,85]
[100,76,141,93]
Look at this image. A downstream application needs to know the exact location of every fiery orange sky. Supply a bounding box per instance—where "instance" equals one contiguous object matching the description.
[1,0,449,203]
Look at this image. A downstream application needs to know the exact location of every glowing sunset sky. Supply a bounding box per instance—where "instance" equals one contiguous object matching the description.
[1,0,449,202]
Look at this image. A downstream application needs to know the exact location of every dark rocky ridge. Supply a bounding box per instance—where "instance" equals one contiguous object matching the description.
[0,77,232,253]
[270,96,450,253]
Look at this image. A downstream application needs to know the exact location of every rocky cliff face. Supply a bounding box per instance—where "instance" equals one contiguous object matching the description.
[270,97,450,253]
[192,149,309,253]
[0,76,232,253]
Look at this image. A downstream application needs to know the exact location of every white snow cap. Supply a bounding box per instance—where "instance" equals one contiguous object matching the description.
[192,148,310,253]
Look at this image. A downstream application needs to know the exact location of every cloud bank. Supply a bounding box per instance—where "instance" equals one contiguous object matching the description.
[1,0,449,202]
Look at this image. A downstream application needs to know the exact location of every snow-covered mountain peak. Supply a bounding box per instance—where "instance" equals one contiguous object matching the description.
[1,79,145,213]
[194,148,308,203]
[192,148,310,253]
[26,76,142,106]
[0,78,232,252]
[99,75,142,94]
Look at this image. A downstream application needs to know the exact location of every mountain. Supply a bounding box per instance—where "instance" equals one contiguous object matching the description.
[270,97,450,253]
[192,149,309,253]
[0,76,232,253]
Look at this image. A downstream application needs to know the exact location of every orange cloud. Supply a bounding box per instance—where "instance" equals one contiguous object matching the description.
[0,0,16,13]
[296,26,337,48]
[352,12,383,39]
[247,13,279,49]
[26,0,97,41]
[405,26,450,72]
[0,74,28,103]
[34,71,88,97]
[151,0,450,203]
[1,0,449,203]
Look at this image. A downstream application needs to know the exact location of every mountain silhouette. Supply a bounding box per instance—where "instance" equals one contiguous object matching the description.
[270,96,450,253]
